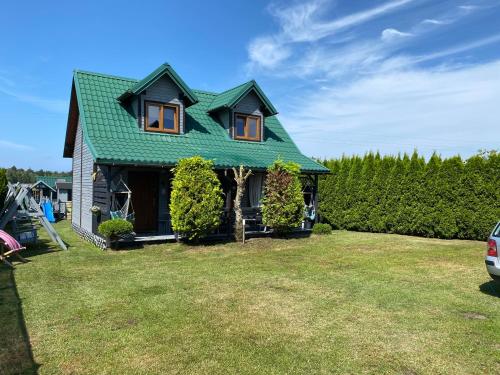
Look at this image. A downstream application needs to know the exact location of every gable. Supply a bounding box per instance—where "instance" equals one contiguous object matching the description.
[207,81,278,117]
[118,63,198,106]
[234,91,263,116]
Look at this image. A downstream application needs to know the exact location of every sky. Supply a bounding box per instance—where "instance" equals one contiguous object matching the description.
[0,0,499,171]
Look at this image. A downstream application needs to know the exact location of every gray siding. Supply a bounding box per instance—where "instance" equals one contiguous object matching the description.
[234,91,263,116]
[139,76,185,133]
[81,128,94,233]
[93,165,111,231]
[72,120,82,228]
[71,119,94,233]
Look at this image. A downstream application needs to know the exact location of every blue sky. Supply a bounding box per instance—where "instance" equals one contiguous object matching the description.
[0,0,499,171]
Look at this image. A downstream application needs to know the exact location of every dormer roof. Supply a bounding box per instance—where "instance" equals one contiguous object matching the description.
[207,80,278,116]
[117,63,198,106]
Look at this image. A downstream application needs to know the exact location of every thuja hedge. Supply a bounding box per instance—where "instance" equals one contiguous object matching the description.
[319,151,500,240]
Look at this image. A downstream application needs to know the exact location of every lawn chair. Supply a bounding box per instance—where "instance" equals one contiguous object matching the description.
[0,229,28,268]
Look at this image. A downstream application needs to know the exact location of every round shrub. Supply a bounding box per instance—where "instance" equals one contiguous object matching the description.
[98,219,133,239]
[170,156,224,240]
[261,159,304,235]
[312,223,332,235]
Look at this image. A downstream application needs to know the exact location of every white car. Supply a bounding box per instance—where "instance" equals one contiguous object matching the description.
[485,221,500,281]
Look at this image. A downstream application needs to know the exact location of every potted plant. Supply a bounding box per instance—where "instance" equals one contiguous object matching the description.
[97,219,133,249]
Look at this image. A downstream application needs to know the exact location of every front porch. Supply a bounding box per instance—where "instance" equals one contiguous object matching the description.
[92,164,319,243]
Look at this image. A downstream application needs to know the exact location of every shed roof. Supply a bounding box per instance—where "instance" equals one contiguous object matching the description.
[34,176,72,189]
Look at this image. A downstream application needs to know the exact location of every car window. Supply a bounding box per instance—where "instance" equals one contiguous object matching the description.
[494,223,500,237]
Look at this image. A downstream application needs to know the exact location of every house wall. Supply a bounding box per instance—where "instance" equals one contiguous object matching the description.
[71,119,94,234]
[137,76,185,133]
[92,165,111,232]
[72,120,82,228]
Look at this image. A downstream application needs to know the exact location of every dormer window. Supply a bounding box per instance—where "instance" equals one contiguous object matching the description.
[145,101,179,134]
[234,113,261,141]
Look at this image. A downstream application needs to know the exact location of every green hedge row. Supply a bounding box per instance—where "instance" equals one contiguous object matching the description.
[319,151,499,240]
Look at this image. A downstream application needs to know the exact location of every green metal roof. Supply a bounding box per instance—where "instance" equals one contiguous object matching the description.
[117,63,198,105]
[70,69,328,174]
[34,176,72,189]
[207,80,278,116]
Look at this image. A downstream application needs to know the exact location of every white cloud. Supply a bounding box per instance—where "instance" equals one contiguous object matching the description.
[280,60,500,158]
[247,37,291,69]
[0,140,33,151]
[413,33,500,63]
[381,28,413,42]
[0,86,68,113]
[421,18,448,25]
[458,5,478,11]
[248,0,416,69]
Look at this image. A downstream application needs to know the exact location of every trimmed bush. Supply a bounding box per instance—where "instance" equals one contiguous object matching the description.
[0,168,7,210]
[319,150,500,240]
[312,223,332,235]
[170,156,224,240]
[98,219,133,238]
[261,159,304,235]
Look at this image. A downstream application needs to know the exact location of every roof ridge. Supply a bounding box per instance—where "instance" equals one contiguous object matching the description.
[74,69,138,82]
[192,89,219,96]
[216,80,253,96]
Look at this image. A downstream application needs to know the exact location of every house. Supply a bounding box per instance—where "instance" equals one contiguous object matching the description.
[63,63,328,248]
[32,176,73,204]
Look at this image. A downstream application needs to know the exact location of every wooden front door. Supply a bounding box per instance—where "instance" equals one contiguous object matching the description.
[128,171,159,233]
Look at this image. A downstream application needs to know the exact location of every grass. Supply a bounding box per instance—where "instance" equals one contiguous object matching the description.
[1,221,499,374]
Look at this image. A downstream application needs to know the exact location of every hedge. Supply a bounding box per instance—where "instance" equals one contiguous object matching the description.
[319,150,500,240]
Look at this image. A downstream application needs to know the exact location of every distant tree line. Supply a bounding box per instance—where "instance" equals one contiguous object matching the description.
[2,166,71,184]
[319,150,500,241]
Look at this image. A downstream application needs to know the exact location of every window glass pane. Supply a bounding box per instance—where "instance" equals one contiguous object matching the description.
[164,106,176,130]
[147,104,160,128]
[235,117,245,137]
[248,117,258,139]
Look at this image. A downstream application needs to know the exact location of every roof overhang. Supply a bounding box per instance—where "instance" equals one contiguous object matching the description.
[63,80,79,158]
[31,181,56,192]
[55,182,72,190]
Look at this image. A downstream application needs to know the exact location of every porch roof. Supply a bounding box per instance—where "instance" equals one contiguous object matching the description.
[66,69,329,174]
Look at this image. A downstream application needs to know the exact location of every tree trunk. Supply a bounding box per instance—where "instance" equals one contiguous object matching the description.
[233,166,252,242]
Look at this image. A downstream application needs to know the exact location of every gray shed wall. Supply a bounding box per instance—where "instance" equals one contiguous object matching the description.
[71,119,94,233]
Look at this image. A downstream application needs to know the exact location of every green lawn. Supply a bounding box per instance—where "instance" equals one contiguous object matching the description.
[1,221,499,374]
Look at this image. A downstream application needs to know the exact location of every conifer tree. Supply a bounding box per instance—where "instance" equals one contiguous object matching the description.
[331,156,352,229]
[344,156,363,230]
[419,152,442,237]
[433,155,462,238]
[385,154,409,232]
[368,155,395,232]
[356,152,377,231]
[395,151,426,235]
[318,159,339,226]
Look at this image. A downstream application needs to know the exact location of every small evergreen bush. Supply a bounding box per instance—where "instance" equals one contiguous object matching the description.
[312,223,332,235]
[261,159,304,235]
[98,219,133,238]
[170,156,224,240]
